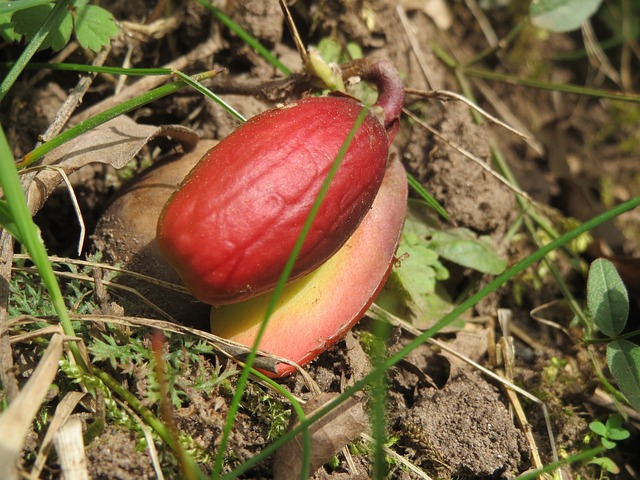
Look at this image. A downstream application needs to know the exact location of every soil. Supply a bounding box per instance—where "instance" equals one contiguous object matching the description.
[2,1,640,479]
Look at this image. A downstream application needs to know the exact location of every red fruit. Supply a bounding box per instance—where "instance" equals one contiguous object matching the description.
[157,95,391,304]
[210,157,408,377]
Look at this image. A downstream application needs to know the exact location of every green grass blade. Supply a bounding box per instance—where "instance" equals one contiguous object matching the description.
[197,1,291,75]
[223,195,640,478]
[249,369,311,479]
[406,172,448,220]
[370,321,391,479]
[0,200,23,243]
[213,108,370,478]
[463,67,640,104]
[0,61,173,76]
[0,124,86,370]
[172,70,247,123]
[0,0,72,103]
[515,446,606,480]
[92,366,207,480]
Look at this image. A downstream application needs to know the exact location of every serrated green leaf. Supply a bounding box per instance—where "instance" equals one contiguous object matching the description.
[12,4,72,51]
[530,0,603,33]
[396,236,443,297]
[73,4,118,52]
[0,11,21,42]
[0,0,52,15]
[607,340,640,413]
[587,258,629,337]
[429,228,507,275]
[382,232,454,328]
[88,335,122,369]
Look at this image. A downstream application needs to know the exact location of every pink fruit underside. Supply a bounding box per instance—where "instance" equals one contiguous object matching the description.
[210,157,408,377]
[157,96,389,305]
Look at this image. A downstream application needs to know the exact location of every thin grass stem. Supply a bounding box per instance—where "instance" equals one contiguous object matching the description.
[464,67,640,103]
[0,62,173,76]
[198,1,292,75]
[172,70,246,122]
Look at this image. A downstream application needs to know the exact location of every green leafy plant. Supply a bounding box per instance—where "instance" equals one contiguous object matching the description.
[586,258,640,412]
[89,328,227,409]
[0,0,118,52]
[588,413,630,449]
[585,414,630,474]
[377,199,507,327]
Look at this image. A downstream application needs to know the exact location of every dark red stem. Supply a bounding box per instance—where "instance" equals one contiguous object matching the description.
[341,57,404,142]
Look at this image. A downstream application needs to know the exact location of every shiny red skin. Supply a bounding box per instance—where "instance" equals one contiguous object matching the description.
[157,96,389,305]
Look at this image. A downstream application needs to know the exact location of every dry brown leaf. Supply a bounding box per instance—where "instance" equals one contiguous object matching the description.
[53,417,89,480]
[30,391,87,478]
[26,115,199,215]
[0,332,64,480]
[273,392,367,479]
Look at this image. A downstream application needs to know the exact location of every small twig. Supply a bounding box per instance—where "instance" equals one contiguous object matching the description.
[404,87,533,142]
[151,331,196,480]
[529,299,574,340]
[9,312,297,377]
[120,17,181,42]
[115,43,134,94]
[396,4,437,90]
[581,20,622,88]
[496,310,546,475]
[53,417,89,480]
[279,0,308,68]
[39,46,112,146]
[11,264,180,323]
[12,253,191,295]
[115,398,166,480]
[208,74,307,99]
[464,0,498,48]
[0,231,19,402]
[469,78,545,155]
[30,391,87,479]
[22,165,86,256]
[403,107,537,204]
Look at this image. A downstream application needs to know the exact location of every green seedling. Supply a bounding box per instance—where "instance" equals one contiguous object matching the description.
[589,413,630,450]
[585,414,630,475]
